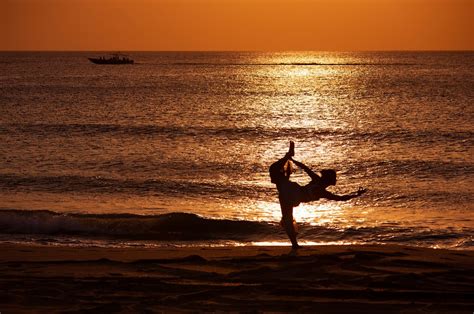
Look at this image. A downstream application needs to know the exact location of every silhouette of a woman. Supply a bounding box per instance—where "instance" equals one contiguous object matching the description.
[269,141,367,248]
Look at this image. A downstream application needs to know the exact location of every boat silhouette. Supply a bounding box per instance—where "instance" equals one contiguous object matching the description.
[88,53,134,65]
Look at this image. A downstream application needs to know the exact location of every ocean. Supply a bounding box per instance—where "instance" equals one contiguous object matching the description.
[0,51,472,249]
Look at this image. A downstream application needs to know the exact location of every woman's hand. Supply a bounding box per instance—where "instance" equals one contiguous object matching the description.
[289,158,302,167]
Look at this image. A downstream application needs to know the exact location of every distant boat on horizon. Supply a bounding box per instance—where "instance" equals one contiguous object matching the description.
[88,53,134,65]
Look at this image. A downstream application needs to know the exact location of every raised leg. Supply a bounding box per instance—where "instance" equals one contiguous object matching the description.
[269,141,295,184]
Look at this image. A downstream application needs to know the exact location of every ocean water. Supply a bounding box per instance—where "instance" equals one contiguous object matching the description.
[0,51,473,249]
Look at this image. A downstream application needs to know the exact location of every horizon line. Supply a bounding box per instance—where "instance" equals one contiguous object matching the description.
[1,49,473,53]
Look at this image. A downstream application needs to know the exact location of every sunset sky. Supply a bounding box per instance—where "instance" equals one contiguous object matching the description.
[2,0,473,51]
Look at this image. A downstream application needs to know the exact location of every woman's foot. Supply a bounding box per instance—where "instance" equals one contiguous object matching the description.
[288,141,295,157]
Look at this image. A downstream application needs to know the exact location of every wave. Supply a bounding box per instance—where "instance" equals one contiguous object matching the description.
[0,209,472,249]
[1,167,472,204]
[2,123,473,144]
[346,159,474,180]
[0,209,277,241]
[0,174,269,197]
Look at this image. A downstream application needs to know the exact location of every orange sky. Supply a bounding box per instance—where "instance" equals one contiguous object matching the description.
[2,0,473,51]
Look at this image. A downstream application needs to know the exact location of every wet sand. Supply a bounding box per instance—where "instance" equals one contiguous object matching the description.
[1,244,473,313]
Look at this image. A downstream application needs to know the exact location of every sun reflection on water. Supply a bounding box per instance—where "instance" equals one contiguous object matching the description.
[251,240,360,247]
[230,198,347,226]
[283,67,311,77]
[293,203,343,224]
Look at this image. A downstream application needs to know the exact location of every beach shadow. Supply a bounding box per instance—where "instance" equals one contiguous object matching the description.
[286,246,301,257]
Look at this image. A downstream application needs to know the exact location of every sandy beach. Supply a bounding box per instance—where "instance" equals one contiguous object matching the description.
[1,244,473,313]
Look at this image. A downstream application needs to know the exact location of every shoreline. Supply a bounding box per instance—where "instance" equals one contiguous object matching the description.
[1,243,473,312]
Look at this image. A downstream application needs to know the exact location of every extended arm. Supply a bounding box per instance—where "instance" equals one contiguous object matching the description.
[321,187,367,201]
[291,159,321,182]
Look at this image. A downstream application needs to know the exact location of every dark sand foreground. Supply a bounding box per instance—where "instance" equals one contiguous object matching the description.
[1,244,473,313]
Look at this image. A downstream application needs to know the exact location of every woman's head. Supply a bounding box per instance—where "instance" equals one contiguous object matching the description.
[320,169,337,186]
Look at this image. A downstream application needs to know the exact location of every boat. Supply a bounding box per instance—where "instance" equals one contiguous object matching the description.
[88,53,134,65]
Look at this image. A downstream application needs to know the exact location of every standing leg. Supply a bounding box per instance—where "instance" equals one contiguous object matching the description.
[280,204,300,249]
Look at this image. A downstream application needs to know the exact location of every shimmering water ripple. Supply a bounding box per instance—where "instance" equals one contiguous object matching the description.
[0,51,472,248]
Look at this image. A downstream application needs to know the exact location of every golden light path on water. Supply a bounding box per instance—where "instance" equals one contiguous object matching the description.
[229,197,375,227]
[235,201,345,225]
[237,53,359,227]
[187,53,374,230]
[250,241,360,247]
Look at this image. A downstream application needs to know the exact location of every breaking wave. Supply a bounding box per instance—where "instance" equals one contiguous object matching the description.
[0,209,472,249]
[0,209,277,241]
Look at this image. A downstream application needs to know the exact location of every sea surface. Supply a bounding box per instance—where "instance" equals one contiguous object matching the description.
[0,51,473,249]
